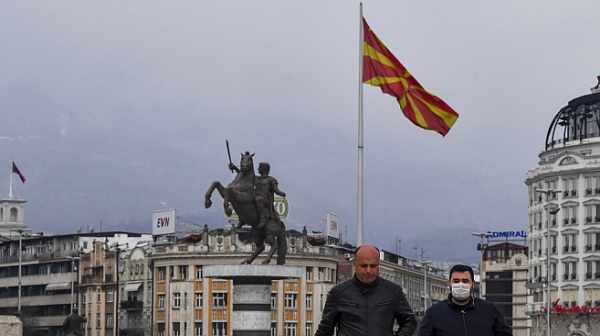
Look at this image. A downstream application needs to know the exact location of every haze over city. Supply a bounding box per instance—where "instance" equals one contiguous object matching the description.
[1,1,599,263]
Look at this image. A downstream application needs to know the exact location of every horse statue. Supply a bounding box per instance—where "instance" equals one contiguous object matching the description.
[205,151,287,265]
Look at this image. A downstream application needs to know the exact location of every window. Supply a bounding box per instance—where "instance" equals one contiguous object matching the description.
[196,265,203,280]
[195,322,202,336]
[306,267,313,281]
[285,323,297,336]
[170,266,175,279]
[305,323,312,336]
[180,265,188,280]
[271,293,277,309]
[185,292,188,308]
[174,293,181,308]
[106,288,114,303]
[195,293,203,307]
[285,294,297,309]
[97,313,101,329]
[158,267,166,281]
[106,313,113,328]
[213,293,227,308]
[318,267,324,281]
[136,264,140,275]
[83,291,87,304]
[563,261,578,280]
[173,322,181,336]
[212,322,227,336]
[306,294,312,310]
[158,294,165,309]
[563,177,578,197]
[97,288,102,302]
[271,323,277,336]
[158,323,165,336]
[563,233,578,253]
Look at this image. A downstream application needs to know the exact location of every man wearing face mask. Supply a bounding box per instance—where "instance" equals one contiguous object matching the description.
[418,264,512,336]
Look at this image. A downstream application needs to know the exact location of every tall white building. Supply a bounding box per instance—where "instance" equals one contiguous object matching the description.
[525,88,600,336]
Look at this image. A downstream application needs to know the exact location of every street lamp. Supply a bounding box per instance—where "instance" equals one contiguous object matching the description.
[13,228,30,318]
[68,256,81,314]
[472,232,490,298]
[422,261,432,312]
[535,188,560,336]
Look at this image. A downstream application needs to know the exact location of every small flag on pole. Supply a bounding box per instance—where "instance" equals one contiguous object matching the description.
[12,161,26,183]
[362,18,459,136]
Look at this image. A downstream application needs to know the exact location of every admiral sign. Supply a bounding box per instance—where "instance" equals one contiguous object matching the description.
[486,230,527,239]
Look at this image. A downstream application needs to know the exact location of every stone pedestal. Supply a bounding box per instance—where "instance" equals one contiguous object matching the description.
[204,265,302,336]
[0,316,22,336]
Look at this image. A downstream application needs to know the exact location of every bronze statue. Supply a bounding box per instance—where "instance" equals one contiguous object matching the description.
[254,162,286,229]
[62,307,86,336]
[205,147,287,265]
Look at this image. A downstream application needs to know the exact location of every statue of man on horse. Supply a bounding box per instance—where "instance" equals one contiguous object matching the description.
[205,142,287,265]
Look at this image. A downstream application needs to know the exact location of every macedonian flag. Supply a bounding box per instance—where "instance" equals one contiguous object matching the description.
[362,18,459,136]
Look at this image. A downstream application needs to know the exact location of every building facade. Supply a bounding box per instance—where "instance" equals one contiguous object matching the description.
[118,242,153,336]
[147,225,448,336]
[481,242,529,336]
[525,88,600,336]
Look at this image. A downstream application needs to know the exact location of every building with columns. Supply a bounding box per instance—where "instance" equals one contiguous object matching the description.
[525,87,600,336]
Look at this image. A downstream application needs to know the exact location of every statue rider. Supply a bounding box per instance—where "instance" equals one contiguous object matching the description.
[254,162,286,229]
[227,161,286,229]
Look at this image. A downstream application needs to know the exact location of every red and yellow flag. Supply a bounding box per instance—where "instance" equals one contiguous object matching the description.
[362,18,459,136]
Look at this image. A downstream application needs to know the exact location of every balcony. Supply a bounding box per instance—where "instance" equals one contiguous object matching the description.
[120,300,143,310]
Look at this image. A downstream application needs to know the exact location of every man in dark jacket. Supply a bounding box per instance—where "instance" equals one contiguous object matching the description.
[314,244,416,336]
[418,264,512,336]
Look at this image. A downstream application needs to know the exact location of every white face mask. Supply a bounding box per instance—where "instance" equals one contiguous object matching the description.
[451,283,471,301]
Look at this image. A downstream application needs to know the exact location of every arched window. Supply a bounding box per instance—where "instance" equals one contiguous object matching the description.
[10,208,18,221]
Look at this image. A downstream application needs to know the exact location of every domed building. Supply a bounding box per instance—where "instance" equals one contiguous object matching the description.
[525,86,600,336]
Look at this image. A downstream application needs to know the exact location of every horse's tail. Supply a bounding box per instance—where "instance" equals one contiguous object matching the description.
[277,221,287,265]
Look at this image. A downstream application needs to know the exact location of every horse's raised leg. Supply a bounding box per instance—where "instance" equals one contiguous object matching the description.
[204,181,222,208]
[204,182,233,216]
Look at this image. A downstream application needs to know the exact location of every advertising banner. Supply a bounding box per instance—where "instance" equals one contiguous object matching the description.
[152,209,176,235]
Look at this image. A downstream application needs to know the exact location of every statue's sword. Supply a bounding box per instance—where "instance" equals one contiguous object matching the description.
[226,140,234,173]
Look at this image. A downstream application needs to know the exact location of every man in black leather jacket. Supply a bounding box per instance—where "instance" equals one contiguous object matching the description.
[315,244,417,336]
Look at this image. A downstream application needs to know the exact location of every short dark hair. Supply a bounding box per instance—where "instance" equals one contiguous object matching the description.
[449,264,474,281]
[259,162,270,174]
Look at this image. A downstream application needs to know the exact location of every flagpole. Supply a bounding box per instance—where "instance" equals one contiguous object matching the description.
[357,3,364,246]
[9,159,13,199]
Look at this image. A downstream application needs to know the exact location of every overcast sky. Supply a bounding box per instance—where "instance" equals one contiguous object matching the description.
[1,1,599,262]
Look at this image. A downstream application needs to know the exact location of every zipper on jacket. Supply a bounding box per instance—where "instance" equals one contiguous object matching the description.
[365,293,369,336]
[461,310,468,336]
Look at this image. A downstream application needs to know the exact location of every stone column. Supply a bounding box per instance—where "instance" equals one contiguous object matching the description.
[204,265,302,336]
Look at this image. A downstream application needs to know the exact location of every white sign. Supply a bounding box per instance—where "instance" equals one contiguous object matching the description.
[152,209,176,235]
[326,212,339,239]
